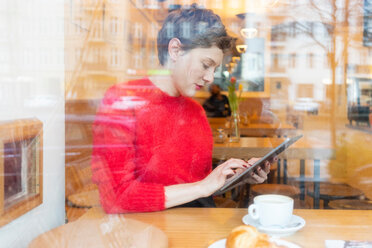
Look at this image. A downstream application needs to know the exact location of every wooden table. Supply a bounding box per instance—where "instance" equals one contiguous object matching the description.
[212,137,333,161]
[208,118,297,137]
[213,137,335,208]
[329,199,372,210]
[29,207,372,248]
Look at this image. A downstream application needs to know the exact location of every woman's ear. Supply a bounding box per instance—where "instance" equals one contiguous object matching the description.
[168,38,183,62]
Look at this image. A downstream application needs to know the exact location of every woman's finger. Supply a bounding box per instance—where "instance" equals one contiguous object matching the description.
[255,166,268,179]
[216,159,239,171]
[247,157,260,165]
[222,168,236,177]
[250,172,266,184]
[224,158,249,170]
[235,168,244,174]
[263,161,271,174]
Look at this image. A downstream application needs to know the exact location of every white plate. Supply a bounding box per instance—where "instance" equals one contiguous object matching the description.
[208,238,301,248]
[242,214,306,237]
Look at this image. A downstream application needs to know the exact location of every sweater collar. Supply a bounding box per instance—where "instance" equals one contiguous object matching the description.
[144,77,187,104]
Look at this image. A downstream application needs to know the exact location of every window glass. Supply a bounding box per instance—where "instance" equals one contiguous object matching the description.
[0,0,371,247]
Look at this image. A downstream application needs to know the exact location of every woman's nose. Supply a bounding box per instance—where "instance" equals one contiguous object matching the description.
[203,70,214,83]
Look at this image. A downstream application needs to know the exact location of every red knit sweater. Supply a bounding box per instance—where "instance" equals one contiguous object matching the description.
[91,78,213,213]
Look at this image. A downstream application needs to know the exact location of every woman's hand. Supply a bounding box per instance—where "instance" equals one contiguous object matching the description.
[165,157,275,208]
[239,157,275,184]
[241,158,270,184]
[198,158,250,197]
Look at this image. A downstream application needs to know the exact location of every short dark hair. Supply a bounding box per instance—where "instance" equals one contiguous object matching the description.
[157,3,233,65]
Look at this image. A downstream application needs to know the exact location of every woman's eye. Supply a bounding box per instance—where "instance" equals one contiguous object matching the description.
[202,63,209,70]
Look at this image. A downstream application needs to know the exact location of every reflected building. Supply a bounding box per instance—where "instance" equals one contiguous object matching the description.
[265,0,371,120]
[269,20,332,111]
[64,0,163,99]
[63,0,372,116]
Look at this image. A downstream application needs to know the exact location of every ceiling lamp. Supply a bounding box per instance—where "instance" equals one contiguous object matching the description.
[240,28,258,39]
[236,45,247,54]
[232,56,240,63]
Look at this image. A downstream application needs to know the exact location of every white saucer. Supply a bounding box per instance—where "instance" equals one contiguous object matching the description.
[208,237,301,248]
[242,214,306,237]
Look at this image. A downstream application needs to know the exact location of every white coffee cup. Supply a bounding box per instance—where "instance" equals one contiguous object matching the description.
[248,194,294,227]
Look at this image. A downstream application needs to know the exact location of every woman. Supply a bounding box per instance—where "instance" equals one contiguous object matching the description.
[92,4,271,213]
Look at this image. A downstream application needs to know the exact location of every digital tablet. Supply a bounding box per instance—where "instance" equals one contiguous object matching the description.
[213,134,303,195]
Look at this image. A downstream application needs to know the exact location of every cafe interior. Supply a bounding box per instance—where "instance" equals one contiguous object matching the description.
[0,0,372,247]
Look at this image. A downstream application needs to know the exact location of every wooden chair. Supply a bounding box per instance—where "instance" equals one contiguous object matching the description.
[65,99,99,196]
[65,186,99,222]
[65,157,96,197]
[251,184,300,199]
[214,196,238,208]
[307,182,364,208]
[66,189,100,208]
[267,163,278,184]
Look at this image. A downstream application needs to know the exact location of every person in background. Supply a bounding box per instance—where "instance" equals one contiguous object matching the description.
[91,4,271,213]
[203,84,231,117]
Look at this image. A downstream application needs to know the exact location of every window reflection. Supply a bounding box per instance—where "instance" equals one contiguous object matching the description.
[0,0,372,246]
[62,1,372,203]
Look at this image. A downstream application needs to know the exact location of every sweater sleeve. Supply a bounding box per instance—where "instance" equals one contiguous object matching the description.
[91,85,165,213]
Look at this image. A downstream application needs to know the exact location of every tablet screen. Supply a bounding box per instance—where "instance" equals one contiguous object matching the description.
[214,134,303,195]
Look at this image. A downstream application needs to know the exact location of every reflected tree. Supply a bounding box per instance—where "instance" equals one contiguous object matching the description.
[289,0,363,146]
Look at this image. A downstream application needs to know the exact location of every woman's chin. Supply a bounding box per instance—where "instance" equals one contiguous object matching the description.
[181,88,196,97]
[189,89,198,97]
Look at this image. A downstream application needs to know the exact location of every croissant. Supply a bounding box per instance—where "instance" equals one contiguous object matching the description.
[226,225,259,248]
[225,225,281,248]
